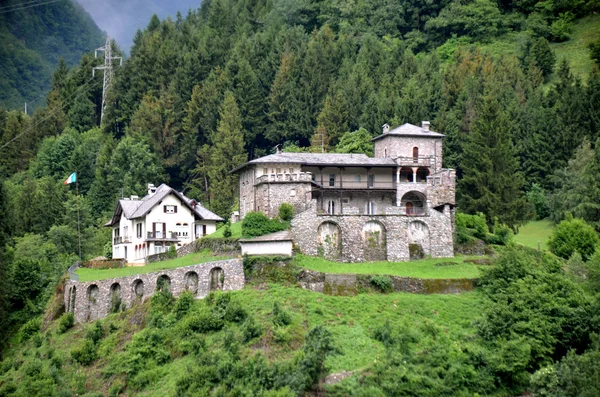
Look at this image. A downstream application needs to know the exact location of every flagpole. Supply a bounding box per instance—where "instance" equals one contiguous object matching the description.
[76,171,82,261]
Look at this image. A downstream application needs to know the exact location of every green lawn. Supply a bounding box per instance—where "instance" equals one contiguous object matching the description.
[551,14,600,80]
[205,222,242,238]
[76,249,234,282]
[514,219,554,250]
[296,254,484,279]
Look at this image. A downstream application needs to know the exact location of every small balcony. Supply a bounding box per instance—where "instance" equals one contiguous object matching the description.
[395,156,433,167]
[146,231,179,241]
[113,236,131,245]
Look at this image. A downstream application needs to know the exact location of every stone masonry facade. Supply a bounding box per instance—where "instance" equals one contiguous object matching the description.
[64,259,244,323]
[234,121,456,262]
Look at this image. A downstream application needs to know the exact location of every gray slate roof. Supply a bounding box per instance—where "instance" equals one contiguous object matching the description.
[372,123,445,141]
[239,230,293,242]
[232,152,396,173]
[105,183,223,226]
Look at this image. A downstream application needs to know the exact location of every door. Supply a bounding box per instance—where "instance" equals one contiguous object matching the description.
[413,147,419,162]
[202,225,207,236]
[406,202,414,215]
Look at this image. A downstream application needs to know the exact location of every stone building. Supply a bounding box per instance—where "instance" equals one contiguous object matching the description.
[232,122,456,262]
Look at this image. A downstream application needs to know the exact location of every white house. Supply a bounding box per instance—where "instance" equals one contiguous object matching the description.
[105,183,223,264]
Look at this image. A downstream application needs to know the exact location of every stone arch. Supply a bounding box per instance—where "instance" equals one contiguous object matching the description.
[209,267,224,291]
[362,221,387,261]
[67,286,77,313]
[408,220,431,259]
[416,167,430,182]
[401,191,426,215]
[109,283,122,313]
[156,274,171,293]
[132,279,144,302]
[317,221,342,260]
[86,284,100,321]
[184,271,199,295]
[399,167,413,183]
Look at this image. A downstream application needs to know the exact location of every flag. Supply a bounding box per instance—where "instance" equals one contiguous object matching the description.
[63,172,77,185]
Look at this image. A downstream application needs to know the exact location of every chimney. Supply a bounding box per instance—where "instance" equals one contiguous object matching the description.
[147,183,156,196]
[130,195,139,200]
[422,121,430,131]
[382,123,390,134]
[275,144,282,154]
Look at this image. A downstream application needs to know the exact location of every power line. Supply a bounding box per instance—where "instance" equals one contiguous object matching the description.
[0,76,100,151]
[93,36,122,124]
[0,0,63,14]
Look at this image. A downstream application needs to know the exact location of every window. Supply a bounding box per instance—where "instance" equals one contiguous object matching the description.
[413,147,419,161]
[355,175,361,182]
[123,226,129,239]
[164,205,177,214]
[327,200,335,215]
[263,168,268,175]
[342,198,349,204]
[290,189,296,197]
[384,148,387,157]
[367,201,376,215]
[329,174,335,187]
[368,174,374,188]
[289,168,294,174]
[155,244,163,254]
[136,223,142,238]
[276,168,281,174]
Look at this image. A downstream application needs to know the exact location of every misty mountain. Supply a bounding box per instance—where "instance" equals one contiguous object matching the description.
[0,0,104,110]
[76,0,202,51]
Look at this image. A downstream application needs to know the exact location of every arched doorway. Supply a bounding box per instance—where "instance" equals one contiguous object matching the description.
[156,275,171,293]
[362,221,387,261]
[110,283,122,313]
[408,221,431,258]
[209,267,224,291]
[401,191,426,215]
[317,221,342,260]
[412,147,419,161]
[87,284,100,321]
[184,271,199,295]
[132,279,144,303]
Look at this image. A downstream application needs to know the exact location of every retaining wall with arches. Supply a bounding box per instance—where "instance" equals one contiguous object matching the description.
[64,259,244,323]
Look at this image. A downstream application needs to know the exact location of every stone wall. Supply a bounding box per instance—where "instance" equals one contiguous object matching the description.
[239,168,256,218]
[374,135,444,171]
[291,202,454,262]
[64,259,244,323]
[146,240,197,264]
[255,179,312,218]
[297,268,476,295]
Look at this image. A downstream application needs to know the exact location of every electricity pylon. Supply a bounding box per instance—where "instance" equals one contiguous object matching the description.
[93,35,122,123]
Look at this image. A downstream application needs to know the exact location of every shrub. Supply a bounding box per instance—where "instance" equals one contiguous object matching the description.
[487,220,513,245]
[456,212,489,242]
[278,203,294,222]
[222,222,232,238]
[19,318,41,342]
[58,313,74,334]
[183,312,224,334]
[173,290,195,320]
[548,217,600,260]
[526,183,550,220]
[71,339,97,365]
[242,211,288,238]
[167,244,177,259]
[272,302,292,327]
[242,316,263,342]
[370,275,393,293]
[86,321,104,344]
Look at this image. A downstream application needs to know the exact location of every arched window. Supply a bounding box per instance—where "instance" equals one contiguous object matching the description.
[413,147,419,161]
[327,200,335,215]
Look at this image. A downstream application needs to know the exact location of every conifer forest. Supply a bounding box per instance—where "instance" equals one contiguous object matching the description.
[1,0,600,395]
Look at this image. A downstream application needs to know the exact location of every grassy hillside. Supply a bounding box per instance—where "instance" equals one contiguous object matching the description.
[297,254,484,279]
[551,15,600,79]
[514,219,554,250]
[0,285,481,396]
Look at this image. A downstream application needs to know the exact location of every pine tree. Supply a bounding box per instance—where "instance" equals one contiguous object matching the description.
[310,92,349,152]
[458,92,529,228]
[207,92,247,218]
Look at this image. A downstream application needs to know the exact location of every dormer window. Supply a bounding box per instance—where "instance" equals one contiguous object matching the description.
[164,205,177,214]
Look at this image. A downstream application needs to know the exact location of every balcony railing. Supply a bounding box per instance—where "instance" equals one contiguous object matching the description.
[395,156,433,167]
[147,231,179,240]
[256,172,313,184]
[113,236,131,244]
[315,180,397,190]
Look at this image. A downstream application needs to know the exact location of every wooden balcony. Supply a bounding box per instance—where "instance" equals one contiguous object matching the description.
[395,156,433,167]
[113,236,131,245]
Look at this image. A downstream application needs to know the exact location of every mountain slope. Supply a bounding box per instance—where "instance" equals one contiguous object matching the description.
[0,0,104,110]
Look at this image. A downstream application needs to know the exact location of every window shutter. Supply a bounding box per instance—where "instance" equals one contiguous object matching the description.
[152,223,156,236]
[163,223,166,237]
[163,205,167,213]
[174,206,177,213]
